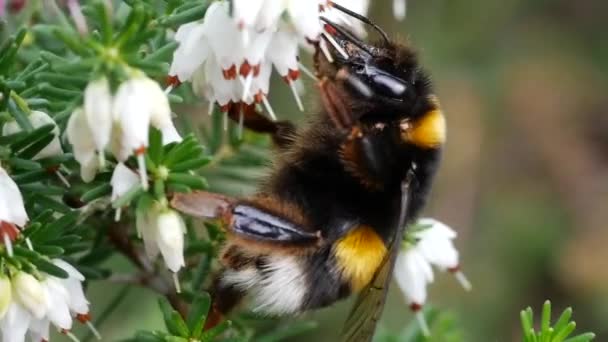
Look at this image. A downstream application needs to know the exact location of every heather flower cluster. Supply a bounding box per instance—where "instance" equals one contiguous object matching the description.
[0,167,96,342]
[168,0,376,118]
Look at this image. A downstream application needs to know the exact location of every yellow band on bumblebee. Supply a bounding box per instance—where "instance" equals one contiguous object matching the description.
[402,96,446,148]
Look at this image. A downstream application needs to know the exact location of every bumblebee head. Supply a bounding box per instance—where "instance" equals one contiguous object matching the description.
[315,19,445,150]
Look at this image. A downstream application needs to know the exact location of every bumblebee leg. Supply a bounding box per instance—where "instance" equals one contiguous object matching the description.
[339,125,400,189]
[318,78,354,130]
[205,277,245,330]
[227,102,296,149]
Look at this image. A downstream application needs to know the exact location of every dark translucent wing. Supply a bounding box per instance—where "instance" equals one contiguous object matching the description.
[340,178,412,342]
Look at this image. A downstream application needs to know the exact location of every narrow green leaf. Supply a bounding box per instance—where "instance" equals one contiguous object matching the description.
[7,98,33,131]
[553,308,573,334]
[187,292,211,338]
[167,173,207,190]
[32,245,64,257]
[200,320,231,341]
[32,258,69,278]
[112,184,144,209]
[563,333,596,342]
[541,300,551,335]
[11,169,47,184]
[9,123,54,150]
[158,298,190,337]
[148,127,163,164]
[170,156,212,173]
[521,308,534,341]
[159,4,208,27]
[553,322,577,341]
[16,134,54,159]
[81,183,112,203]
[8,157,41,170]
[144,41,178,62]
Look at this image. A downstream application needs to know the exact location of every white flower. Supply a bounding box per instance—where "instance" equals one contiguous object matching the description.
[0,166,28,228]
[0,301,31,342]
[394,218,471,337]
[169,0,372,117]
[110,163,140,201]
[320,0,371,38]
[12,272,46,319]
[113,74,181,189]
[110,162,140,222]
[393,0,407,20]
[136,206,186,290]
[84,77,114,162]
[66,108,100,182]
[2,110,63,160]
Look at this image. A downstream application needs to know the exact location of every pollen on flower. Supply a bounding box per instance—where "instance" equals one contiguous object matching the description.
[166,75,181,87]
[239,60,252,76]
[220,101,233,113]
[0,221,21,242]
[409,302,423,312]
[252,63,261,77]
[222,65,237,80]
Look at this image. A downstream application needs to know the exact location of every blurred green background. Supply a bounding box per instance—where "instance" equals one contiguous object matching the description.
[60,0,608,340]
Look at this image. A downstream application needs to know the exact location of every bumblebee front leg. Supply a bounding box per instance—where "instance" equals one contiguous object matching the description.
[226,102,296,149]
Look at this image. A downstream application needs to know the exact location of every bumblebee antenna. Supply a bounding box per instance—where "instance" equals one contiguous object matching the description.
[320,17,373,55]
[328,1,391,44]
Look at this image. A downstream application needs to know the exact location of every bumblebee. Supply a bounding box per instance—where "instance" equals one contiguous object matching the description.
[172,4,445,340]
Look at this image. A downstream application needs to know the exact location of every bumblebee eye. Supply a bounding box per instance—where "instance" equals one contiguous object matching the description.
[370,73,407,98]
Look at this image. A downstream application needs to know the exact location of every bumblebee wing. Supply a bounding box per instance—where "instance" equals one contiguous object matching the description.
[339,226,405,342]
[170,191,233,219]
[340,177,412,342]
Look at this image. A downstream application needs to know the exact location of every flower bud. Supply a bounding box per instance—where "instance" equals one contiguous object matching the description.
[13,272,47,319]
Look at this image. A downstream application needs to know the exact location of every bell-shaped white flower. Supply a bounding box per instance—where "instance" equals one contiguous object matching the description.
[0,276,11,320]
[136,205,186,292]
[169,21,210,82]
[111,163,140,201]
[232,0,264,31]
[110,163,140,222]
[0,301,31,342]
[395,248,434,309]
[12,272,46,319]
[39,277,72,331]
[66,108,100,182]
[2,111,63,160]
[394,218,471,337]
[321,0,370,37]
[113,75,179,189]
[84,77,114,164]
[155,209,186,273]
[286,1,322,41]
[393,0,407,20]
[52,259,90,315]
[0,166,28,228]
